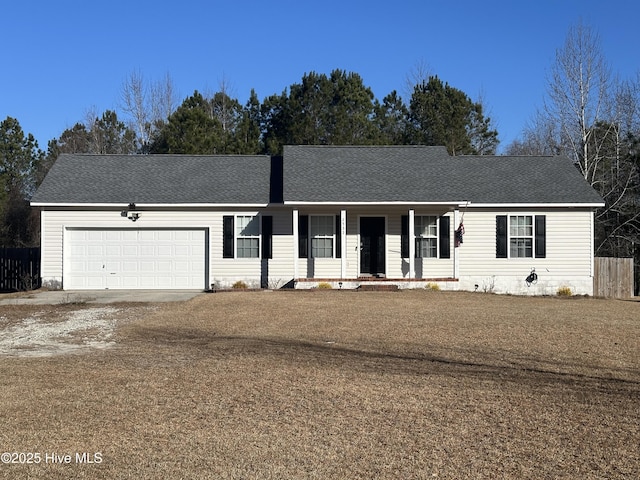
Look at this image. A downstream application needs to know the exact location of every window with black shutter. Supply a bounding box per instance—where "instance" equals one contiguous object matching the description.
[401,215,409,258]
[223,216,234,258]
[262,216,273,259]
[496,215,508,258]
[403,214,450,259]
[298,215,308,258]
[497,214,547,258]
[439,216,450,259]
[535,215,546,258]
[335,215,341,259]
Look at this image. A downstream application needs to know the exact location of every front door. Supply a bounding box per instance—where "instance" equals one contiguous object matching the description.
[360,217,385,276]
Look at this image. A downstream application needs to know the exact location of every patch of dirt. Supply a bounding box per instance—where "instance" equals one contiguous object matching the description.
[0,305,149,357]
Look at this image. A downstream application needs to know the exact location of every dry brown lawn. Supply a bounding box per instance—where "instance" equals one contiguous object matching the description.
[0,290,638,479]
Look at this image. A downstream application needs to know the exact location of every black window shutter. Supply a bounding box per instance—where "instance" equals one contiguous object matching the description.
[439,216,450,259]
[496,215,508,258]
[262,216,273,259]
[223,216,234,258]
[298,215,308,258]
[335,215,341,259]
[401,215,409,258]
[535,215,546,258]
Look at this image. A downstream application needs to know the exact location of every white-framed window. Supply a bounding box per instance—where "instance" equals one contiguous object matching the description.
[415,215,438,258]
[236,215,260,258]
[509,215,533,258]
[310,215,334,258]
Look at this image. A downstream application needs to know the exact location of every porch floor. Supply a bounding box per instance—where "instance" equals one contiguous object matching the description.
[296,277,459,283]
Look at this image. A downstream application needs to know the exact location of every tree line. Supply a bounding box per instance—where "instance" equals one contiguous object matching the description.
[1,23,638,293]
[1,69,498,247]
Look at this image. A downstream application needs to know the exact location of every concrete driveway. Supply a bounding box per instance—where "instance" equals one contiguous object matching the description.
[0,289,205,305]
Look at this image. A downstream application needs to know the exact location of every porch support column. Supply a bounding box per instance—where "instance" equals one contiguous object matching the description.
[340,209,347,278]
[453,208,460,279]
[293,209,299,281]
[408,209,415,279]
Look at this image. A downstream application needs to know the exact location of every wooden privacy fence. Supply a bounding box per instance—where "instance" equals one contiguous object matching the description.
[0,247,41,291]
[593,257,634,298]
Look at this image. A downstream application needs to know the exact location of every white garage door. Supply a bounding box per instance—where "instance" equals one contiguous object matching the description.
[65,229,207,290]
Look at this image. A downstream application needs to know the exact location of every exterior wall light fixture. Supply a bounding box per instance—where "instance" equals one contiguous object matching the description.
[120,203,140,222]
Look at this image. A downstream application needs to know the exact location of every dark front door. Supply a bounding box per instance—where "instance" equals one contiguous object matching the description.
[360,217,385,276]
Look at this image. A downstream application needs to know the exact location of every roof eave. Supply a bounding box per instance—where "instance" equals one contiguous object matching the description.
[30,202,270,208]
[467,202,605,208]
[283,201,469,207]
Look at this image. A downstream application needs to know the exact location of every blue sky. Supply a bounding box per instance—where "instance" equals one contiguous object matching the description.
[2,0,638,152]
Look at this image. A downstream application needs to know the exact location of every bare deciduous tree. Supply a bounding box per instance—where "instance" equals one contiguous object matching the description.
[120,70,178,151]
[545,22,611,182]
[508,22,640,292]
[404,59,433,100]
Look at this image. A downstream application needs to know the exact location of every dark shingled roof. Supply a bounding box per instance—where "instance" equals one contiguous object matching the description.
[31,154,272,205]
[283,145,604,205]
[32,147,604,207]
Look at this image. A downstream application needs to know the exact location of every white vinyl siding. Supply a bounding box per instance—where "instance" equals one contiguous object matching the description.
[458,209,593,277]
[39,206,596,294]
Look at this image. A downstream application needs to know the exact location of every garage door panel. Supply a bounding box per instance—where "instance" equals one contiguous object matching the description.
[137,230,154,241]
[121,230,138,241]
[87,245,103,256]
[86,231,102,241]
[104,231,122,241]
[66,229,206,290]
[106,245,122,256]
[87,277,104,289]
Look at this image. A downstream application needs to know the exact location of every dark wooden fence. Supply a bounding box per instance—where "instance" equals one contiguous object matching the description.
[593,257,634,298]
[0,247,41,291]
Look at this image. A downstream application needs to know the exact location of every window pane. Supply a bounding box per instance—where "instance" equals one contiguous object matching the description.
[417,238,437,258]
[510,238,532,258]
[510,215,533,237]
[416,216,437,237]
[311,216,333,236]
[312,238,333,258]
[237,215,259,236]
[427,218,437,237]
[237,238,259,258]
[524,216,532,236]
[510,216,519,236]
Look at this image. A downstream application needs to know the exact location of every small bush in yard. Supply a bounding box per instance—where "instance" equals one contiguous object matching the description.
[232,280,248,289]
[317,282,333,289]
[425,282,441,291]
[557,286,573,296]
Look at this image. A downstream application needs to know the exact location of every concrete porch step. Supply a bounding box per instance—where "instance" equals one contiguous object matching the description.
[357,284,399,292]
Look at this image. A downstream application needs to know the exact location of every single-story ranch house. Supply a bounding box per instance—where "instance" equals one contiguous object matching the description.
[31,145,604,295]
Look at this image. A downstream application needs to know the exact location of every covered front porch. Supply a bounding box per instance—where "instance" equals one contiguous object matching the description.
[289,203,466,289]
